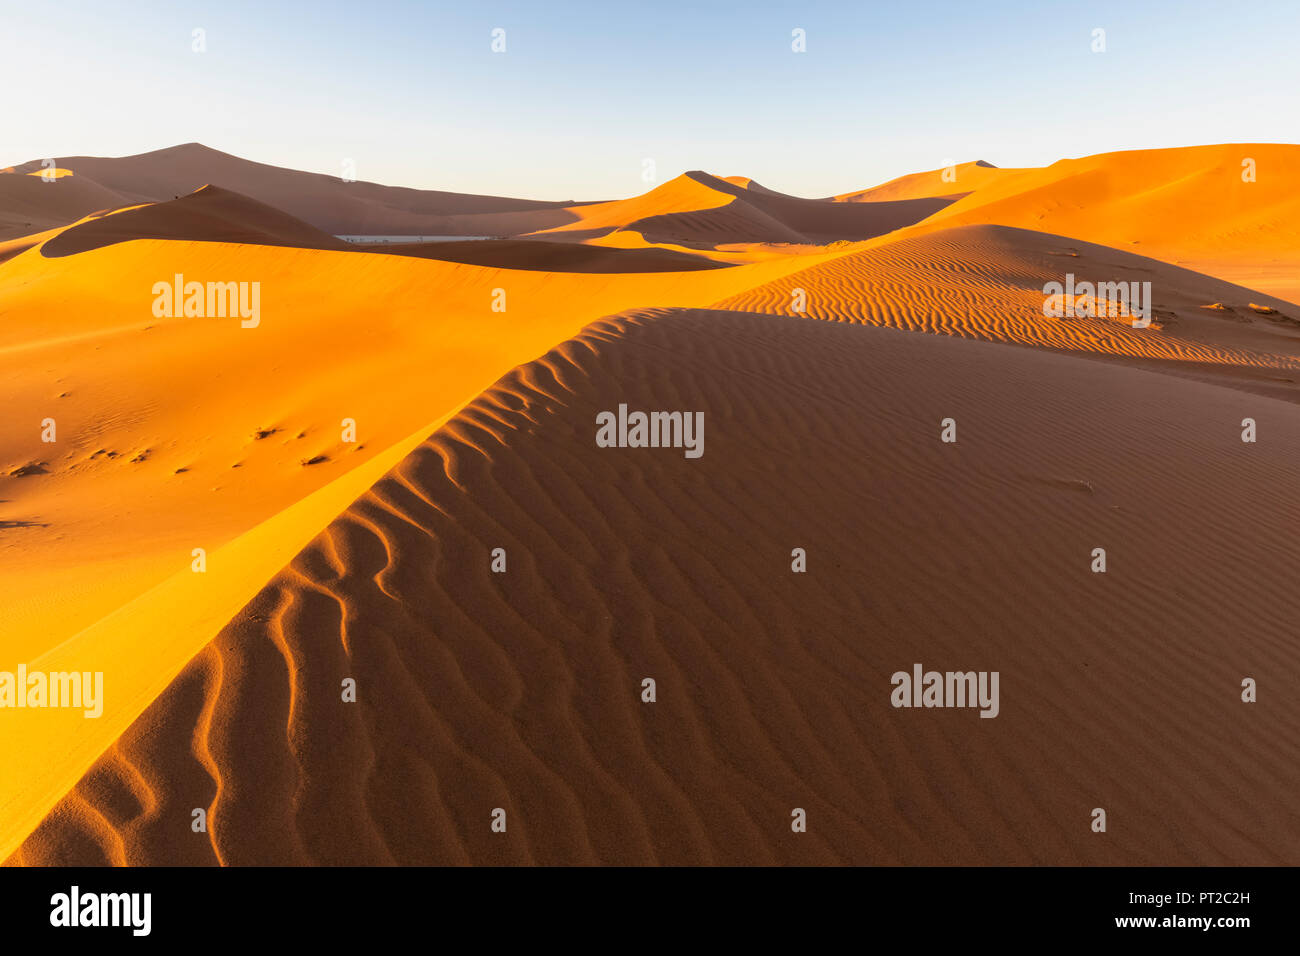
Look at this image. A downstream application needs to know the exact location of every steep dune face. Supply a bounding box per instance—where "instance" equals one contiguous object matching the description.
[7,144,585,237]
[904,144,1300,304]
[532,171,950,245]
[715,223,1300,397]
[11,307,1299,866]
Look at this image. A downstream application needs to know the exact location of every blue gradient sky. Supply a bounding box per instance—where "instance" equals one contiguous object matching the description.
[3,0,1297,200]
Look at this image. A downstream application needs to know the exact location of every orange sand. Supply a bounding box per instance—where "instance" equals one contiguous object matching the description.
[3,142,1298,865]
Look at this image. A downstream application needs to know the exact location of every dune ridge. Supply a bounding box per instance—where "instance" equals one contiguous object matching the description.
[832,159,1023,203]
[10,306,1300,866]
[36,185,729,272]
[530,171,952,245]
[715,223,1300,398]
[4,143,584,238]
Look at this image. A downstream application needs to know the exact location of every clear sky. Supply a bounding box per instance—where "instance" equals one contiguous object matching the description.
[3,0,1297,200]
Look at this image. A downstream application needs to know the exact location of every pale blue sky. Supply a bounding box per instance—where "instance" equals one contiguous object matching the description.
[2,0,1297,200]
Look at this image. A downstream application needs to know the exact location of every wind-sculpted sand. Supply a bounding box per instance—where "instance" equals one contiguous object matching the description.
[10,307,1300,865]
[4,142,1299,867]
[715,223,1300,397]
[0,207,853,857]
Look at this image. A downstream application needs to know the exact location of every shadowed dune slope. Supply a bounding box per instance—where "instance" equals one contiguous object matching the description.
[715,223,1300,400]
[41,185,346,256]
[11,307,1300,865]
[7,143,588,237]
[35,186,725,272]
[0,168,131,240]
[377,237,728,272]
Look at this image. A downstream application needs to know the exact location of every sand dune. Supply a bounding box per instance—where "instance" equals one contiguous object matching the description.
[834,159,1023,203]
[0,167,131,240]
[5,140,1299,867]
[0,225,831,654]
[902,144,1300,304]
[377,237,728,273]
[41,185,346,257]
[531,171,950,245]
[11,306,1299,865]
[715,223,1300,399]
[720,176,792,197]
[31,185,725,273]
[0,218,857,862]
[5,143,587,238]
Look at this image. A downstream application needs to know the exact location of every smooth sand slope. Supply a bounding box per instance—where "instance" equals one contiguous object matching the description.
[832,159,1025,203]
[10,307,1299,865]
[0,166,131,239]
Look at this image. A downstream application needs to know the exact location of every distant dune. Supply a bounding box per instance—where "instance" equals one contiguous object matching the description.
[530,171,952,244]
[905,144,1300,305]
[9,144,1299,304]
[41,184,345,257]
[3,143,585,238]
[10,307,1299,865]
[833,159,1023,203]
[0,166,132,239]
[37,184,726,272]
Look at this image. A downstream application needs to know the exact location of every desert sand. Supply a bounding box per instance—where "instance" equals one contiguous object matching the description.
[2,143,1298,865]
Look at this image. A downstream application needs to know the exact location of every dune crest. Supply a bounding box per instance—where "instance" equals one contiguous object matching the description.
[10,307,1300,865]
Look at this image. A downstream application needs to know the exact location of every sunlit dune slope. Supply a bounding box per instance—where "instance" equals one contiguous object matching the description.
[10,307,1299,865]
[0,228,847,657]
[715,223,1300,396]
[902,144,1300,305]
[586,228,831,265]
[531,171,951,244]
[834,159,1026,203]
